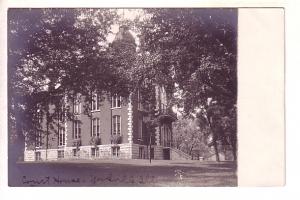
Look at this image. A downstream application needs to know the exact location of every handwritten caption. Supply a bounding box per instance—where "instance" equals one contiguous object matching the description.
[22,174,156,186]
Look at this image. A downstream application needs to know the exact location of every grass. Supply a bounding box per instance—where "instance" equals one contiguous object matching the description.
[9,159,237,187]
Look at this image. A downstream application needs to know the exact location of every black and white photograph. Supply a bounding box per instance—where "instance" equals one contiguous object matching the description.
[7,8,238,186]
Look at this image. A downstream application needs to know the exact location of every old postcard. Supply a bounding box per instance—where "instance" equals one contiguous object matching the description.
[1,1,285,192]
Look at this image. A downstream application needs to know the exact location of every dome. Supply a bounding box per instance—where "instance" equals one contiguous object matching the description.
[112,25,136,47]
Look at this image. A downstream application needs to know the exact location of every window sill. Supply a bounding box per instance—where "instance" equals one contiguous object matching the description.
[111,107,121,109]
[91,110,101,113]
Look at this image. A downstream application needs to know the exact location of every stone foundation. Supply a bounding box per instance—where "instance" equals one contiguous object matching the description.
[24,150,35,161]
[24,143,165,161]
[153,145,163,160]
[24,149,58,161]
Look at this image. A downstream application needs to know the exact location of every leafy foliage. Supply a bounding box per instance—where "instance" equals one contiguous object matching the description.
[8,9,121,142]
[173,117,211,157]
[8,9,237,162]
[138,9,237,161]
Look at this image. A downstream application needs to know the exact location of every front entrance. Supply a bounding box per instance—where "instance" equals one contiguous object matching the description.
[139,147,145,159]
[163,148,170,160]
[150,148,154,159]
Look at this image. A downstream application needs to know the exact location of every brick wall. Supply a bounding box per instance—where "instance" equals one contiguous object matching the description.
[24,91,174,161]
[26,94,132,150]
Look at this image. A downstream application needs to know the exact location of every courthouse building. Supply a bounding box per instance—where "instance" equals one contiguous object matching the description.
[24,25,179,161]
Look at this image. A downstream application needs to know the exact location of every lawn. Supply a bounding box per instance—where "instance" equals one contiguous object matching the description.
[9,159,237,187]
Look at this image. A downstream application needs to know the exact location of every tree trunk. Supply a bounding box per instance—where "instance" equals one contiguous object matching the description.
[232,145,237,161]
[213,141,220,162]
[205,114,220,162]
[46,117,49,160]
[230,136,237,161]
[189,144,194,156]
[149,132,152,164]
[46,108,50,161]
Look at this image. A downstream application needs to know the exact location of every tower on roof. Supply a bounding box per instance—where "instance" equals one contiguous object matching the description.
[111,24,136,52]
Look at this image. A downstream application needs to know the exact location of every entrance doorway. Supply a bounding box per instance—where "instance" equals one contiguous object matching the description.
[150,148,154,159]
[163,148,170,160]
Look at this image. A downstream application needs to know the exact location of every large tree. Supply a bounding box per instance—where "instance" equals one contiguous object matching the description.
[139,8,237,161]
[8,8,237,162]
[8,9,122,147]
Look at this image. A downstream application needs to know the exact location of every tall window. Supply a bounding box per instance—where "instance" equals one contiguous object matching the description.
[138,89,142,110]
[37,110,43,123]
[112,115,121,135]
[58,127,66,146]
[73,94,81,114]
[111,95,121,108]
[36,131,42,148]
[36,110,42,148]
[92,93,101,111]
[92,118,100,136]
[73,120,81,139]
[138,118,143,139]
[58,106,65,122]
[139,147,144,159]
[160,86,167,106]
